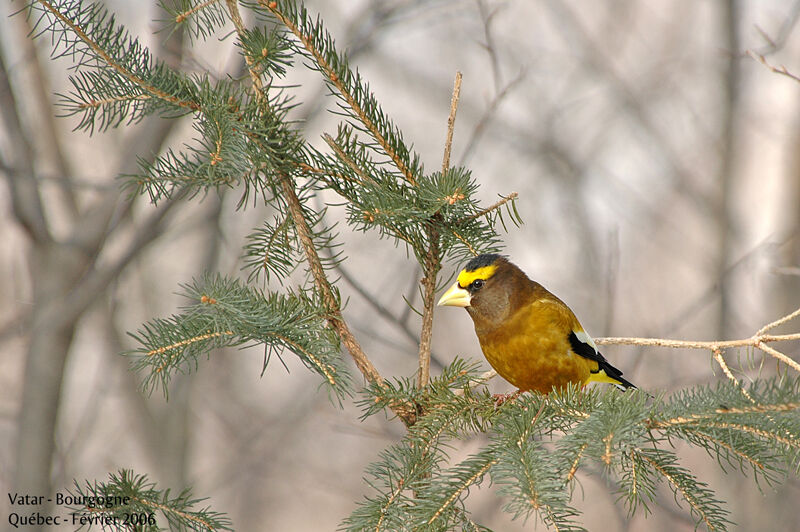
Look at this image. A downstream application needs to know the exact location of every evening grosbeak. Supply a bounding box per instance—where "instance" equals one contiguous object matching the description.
[437,253,636,393]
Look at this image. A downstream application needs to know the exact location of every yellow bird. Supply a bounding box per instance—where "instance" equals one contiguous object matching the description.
[437,254,636,394]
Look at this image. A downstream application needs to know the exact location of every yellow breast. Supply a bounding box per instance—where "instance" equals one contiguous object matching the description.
[476,299,596,393]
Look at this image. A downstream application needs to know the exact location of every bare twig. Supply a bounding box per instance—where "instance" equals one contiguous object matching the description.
[441,71,462,175]
[596,307,800,375]
[712,348,755,402]
[416,73,462,388]
[746,50,800,84]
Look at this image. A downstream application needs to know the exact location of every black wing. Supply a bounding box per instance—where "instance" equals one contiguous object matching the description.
[568,331,636,390]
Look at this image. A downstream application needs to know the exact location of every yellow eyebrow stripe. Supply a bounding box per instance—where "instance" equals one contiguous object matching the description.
[457,264,498,287]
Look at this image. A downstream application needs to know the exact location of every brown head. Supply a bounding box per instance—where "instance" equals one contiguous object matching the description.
[437,254,538,333]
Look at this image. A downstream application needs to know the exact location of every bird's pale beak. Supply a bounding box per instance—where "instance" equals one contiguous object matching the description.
[437,282,471,307]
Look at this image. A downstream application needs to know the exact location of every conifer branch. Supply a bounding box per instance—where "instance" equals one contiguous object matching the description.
[218,1,415,423]
[322,133,374,186]
[33,0,200,112]
[278,176,372,378]
[278,174,416,424]
[427,457,498,525]
[260,0,418,185]
[457,191,519,224]
[225,0,266,104]
[176,0,224,25]
[70,470,232,531]
[637,452,719,531]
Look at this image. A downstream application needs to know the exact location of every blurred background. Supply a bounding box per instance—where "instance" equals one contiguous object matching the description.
[2,0,800,530]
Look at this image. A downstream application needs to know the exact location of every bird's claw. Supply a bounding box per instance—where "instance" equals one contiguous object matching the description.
[492,389,523,407]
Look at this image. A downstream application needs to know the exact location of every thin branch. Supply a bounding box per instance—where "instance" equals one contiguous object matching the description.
[427,458,498,525]
[712,348,754,402]
[175,0,223,24]
[637,453,716,531]
[596,307,800,374]
[225,0,267,106]
[416,72,462,388]
[281,179,380,376]
[441,71,462,175]
[417,221,441,389]
[757,306,800,335]
[747,50,800,84]
[456,191,518,224]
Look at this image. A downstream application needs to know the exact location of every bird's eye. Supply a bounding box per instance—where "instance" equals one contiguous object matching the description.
[470,279,485,291]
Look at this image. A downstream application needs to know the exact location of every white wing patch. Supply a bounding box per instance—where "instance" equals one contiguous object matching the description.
[572,330,598,353]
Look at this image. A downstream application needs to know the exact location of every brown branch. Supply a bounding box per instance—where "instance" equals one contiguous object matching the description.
[225,0,267,106]
[278,174,416,424]
[416,73,462,388]
[279,178,376,380]
[596,307,800,374]
[417,223,440,389]
[441,71,462,175]
[175,0,223,24]
[712,348,754,402]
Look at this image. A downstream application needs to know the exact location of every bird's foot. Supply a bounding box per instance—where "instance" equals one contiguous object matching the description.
[492,389,523,407]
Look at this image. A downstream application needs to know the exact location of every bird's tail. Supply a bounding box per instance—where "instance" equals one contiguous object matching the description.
[588,362,637,390]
